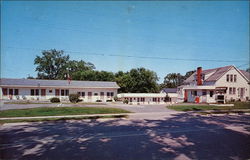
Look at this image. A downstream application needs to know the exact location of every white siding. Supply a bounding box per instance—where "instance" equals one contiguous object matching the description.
[215,67,250,101]
[0,87,118,102]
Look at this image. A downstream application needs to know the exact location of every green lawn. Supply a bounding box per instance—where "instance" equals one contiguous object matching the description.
[0,107,131,118]
[0,115,128,124]
[4,101,107,105]
[168,102,250,111]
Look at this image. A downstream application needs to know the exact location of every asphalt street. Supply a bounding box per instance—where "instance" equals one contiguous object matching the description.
[1,112,250,160]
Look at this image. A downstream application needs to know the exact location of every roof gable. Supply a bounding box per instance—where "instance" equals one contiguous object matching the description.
[183,65,250,84]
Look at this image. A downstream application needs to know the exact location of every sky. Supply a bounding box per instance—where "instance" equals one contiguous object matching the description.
[1,1,249,82]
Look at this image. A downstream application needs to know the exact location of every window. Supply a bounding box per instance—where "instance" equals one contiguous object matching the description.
[234,75,237,82]
[130,98,132,102]
[9,89,13,95]
[2,88,7,96]
[31,89,34,96]
[55,89,60,96]
[41,89,46,96]
[210,91,214,97]
[94,93,98,96]
[107,92,110,96]
[230,75,233,82]
[14,89,19,95]
[137,98,140,102]
[153,98,157,102]
[81,92,85,97]
[88,92,92,97]
[61,90,65,96]
[65,90,69,96]
[229,87,232,94]
[100,92,104,96]
[202,90,206,96]
[226,75,229,82]
[77,92,81,96]
[233,88,236,94]
[141,97,145,102]
[35,89,39,96]
[49,90,52,93]
[194,91,197,96]
[111,92,114,97]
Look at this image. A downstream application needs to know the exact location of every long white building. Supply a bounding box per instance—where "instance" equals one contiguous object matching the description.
[178,65,250,103]
[117,93,167,105]
[0,78,120,102]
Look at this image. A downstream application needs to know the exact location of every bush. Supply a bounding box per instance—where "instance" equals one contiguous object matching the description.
[96,100,102,102]
[106,99,113,102]
[69,94,80,103]
[50,97,60,103]
[114,96,118,101]
[123,99,128,104]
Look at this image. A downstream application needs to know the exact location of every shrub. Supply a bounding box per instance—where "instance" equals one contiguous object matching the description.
[123,99,128,104]
[106,99,113,102]
[114,96,118,101]
[96,100,102,102]
[69,94,80,103]
[50,97,60,103]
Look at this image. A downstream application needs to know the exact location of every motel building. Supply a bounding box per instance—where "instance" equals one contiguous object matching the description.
[0,78,119,102]
[117,93,167,105]
[177,66,250,103]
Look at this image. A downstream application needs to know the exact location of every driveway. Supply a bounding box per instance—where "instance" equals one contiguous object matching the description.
[1,113,250,160]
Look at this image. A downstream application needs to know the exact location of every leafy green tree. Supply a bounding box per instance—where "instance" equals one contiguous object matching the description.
[160,70,196,89]
[34,49,95,80]
[162,73,183,88]
[34,49,70,79]
[115,68,159,93]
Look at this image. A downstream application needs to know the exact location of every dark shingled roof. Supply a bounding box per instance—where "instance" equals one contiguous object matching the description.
[184,65,250,84]
[205,65,232,81]
[240,70,250,81]
[161,88,177,93]
[0,78,120,88]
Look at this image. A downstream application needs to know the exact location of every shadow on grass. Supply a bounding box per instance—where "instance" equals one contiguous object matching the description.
[0,113,250,160]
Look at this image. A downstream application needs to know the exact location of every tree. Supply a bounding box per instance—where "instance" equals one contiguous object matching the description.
[184,70,196,79]
[160,70,196,89]
[34,49,70,79]
[246,67,250,73]
[34,49,95,80]
[115,68,159,93]
[162,73,183,88]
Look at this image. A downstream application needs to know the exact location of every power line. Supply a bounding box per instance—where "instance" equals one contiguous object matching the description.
[236,63,249,68]
[4,46,248,63]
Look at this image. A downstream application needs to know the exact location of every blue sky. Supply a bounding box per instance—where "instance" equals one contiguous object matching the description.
[1,1,249,82]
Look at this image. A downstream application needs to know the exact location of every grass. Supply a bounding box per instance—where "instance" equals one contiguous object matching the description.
[0,115,128,124]
[0,107,131,118]
[198,110,250,115]
[4,101,107,105]
[4,101,51,104]
[168,102,250,111]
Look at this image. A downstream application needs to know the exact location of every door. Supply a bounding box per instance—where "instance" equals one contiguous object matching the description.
[55,89,60,96]
[41,89,46,96]
[100,92,104,101]
[88,92,92,101]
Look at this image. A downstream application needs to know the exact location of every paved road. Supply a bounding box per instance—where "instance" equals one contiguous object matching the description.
[1,113,250,160]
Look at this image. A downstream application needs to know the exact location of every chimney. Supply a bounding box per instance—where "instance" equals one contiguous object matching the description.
[197,67,202,85]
